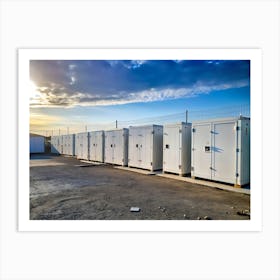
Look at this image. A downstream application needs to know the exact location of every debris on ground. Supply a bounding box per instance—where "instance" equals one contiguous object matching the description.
[237,209,250,216]
[130,207,141,212]
[158,206,166,212]
[203,216,212,220]
[197,216,201,220]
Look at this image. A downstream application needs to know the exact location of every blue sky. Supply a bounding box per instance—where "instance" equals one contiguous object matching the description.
[29,60,250,133]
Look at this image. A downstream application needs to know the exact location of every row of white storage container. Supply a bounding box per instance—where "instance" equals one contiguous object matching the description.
[51,126,163,169]
[75,129,128,165]
[50,116,250,187]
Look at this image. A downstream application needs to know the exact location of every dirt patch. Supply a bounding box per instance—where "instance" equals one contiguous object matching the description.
[30,155,250,220]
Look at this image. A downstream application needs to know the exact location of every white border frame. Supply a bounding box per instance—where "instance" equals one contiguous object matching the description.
[18,48,262,231]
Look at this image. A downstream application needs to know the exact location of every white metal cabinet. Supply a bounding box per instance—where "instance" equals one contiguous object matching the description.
[89,131,104,162]
[76,132,89,160]
[51,136,60,154]
[58,135,64,154]
[163,122,191,175]
[128,125,163,171]
[51,135,64,154]
[104,129,128,166]
[62,134,75,156]
[191,117,250,187]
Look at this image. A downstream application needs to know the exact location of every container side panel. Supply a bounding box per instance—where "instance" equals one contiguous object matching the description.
[96,131,104,162]
[112,130,122,165]
[128,128,138,167]
[58,135,63,154]
[51,136,59,154]
[72,135,75,156]
[76,135,80,158]
[142,127,152,170]
[186,124,192,174]
[76,132,89,160]
[240,119,250,185]
[104,132,113,164]
[212,122,236,184]
[102,131,105,162]
[123,129,128,166]
[89,132,94,161]
[63,135,67,155]
[181,124,192,175]
[82,133,89,160]
[153,126,163,171]
[192,124,211,179]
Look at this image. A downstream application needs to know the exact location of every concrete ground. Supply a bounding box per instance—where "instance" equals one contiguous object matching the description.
[30,154,250,220]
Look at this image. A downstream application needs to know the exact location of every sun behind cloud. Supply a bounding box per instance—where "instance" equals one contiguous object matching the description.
[29,80,42,105]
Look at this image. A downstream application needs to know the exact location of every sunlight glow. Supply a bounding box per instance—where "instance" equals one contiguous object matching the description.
[29,80,42,105]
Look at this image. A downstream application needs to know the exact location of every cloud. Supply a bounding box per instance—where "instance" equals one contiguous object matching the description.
[30,60,250,108]
[30,79,249,108]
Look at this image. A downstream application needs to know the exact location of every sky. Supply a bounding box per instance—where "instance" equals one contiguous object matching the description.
[29,60,250,135]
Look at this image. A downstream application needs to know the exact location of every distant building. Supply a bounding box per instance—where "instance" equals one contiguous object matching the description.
[30,133,45,154]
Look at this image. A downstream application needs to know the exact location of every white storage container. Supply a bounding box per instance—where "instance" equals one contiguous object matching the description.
[104,128,128,166]
[51,136,60,154]
[89,130,104,162]
[30,134,45,153]
[76,132,89,160]
[163,122,191,175]
[62,134,75,156]
[128,125,163,171]
[191,116,250,187]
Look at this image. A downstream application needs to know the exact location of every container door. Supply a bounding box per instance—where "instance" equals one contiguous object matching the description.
[212,121,237,184]
[77,135,81,158]
[89,133,93,160]
[163,126,180,173]
[65,136,68,155]
[137,128,144,168]
[83,133,88,160]
[192,124,211,179]
[108,132,114,163]
[95,132,101,162]
[114,130,123,165]
[128,128,137,167]
[81,134,85,159]
[81,134,84,159]
[93,133,97,161]
[141,127,153,169]
[104,133,110,163]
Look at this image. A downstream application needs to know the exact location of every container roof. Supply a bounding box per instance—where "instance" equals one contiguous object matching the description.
[30,133,45,138]
[192,116,250,124]
[163,122,191,127]
[129,124,163,128]
[104,128,128,132]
